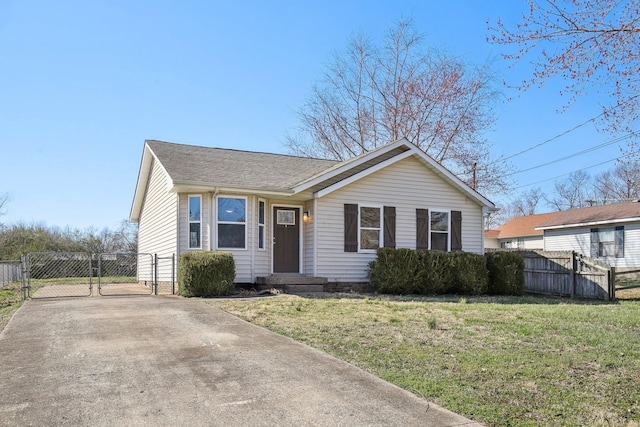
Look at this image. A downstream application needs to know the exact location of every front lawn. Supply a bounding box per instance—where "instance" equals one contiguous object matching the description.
[212,294,640,427]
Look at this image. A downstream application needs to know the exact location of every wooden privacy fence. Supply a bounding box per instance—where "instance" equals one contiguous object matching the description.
[513,250,615,301]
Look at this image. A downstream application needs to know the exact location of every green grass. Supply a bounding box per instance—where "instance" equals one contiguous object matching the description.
[0,281,24,331]
[212,294,640,427]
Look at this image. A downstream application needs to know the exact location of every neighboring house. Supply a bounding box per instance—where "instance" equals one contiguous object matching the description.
[536,201,640,268]
[129,138,495,288]
[485,212,560,250]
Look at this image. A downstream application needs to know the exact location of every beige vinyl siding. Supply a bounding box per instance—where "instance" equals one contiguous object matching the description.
[178,193,211,253]
[544,222,640,268]
[137,159,178,281]
[303,200,315,276]
[253,196,270,280]
[316,156,485,282]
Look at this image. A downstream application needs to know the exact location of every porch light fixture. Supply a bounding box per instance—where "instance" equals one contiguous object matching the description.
[303,211,310,222]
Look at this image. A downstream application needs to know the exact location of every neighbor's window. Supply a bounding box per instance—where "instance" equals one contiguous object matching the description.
[359,205,382,251]
[258,199,266,250]
[430,211,449,251]
[590,226,624,258]
[188,195,202,249]
[217,197,246,249]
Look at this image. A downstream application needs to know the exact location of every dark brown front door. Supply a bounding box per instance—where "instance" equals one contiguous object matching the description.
[273,207,300,273]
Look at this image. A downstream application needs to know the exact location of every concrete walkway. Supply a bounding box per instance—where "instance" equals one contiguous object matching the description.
[0,296,481,426]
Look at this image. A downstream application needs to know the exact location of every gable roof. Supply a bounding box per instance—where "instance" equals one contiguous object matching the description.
[130,138,495,221]
[488,212,560,239]
[536,201,640,230]
[146,140,339,191]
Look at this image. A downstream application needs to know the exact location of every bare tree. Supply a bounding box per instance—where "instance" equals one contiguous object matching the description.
[512,187,543,216]
[287,18,509,194]
[488,0,640,134]
[0,192,10,220]
[485,187,543,229]
[546,170,596,210]
[594,158,640,202]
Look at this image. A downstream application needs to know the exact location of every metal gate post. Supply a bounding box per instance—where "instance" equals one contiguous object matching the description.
[154,253,158,295]
[20,254,27,301]
[171,254,176,295]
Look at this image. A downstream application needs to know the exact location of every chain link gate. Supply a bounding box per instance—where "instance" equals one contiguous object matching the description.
[25,252,93,299]
[22,252,176,299]
[98,253,154,296]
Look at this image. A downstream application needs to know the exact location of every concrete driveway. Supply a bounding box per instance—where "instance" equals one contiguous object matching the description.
[0,296,481,426]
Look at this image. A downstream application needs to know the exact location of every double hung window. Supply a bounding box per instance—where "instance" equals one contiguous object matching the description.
[188,195,201,249]
[218,197,246,249]
[359,205,382,251]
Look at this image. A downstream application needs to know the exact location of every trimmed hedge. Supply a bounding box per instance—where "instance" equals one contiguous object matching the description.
[486,251,525,295]
[179,251,235,297]
[368,248,522,296]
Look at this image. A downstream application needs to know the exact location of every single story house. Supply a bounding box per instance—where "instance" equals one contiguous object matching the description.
[484,212,560,250]
[536,201,640,268]
[129,138,495,289]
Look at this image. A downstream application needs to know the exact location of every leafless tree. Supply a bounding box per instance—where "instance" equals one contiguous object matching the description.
[594,158,640,202]
[488,0,640,135]
[512,187,543,216]
[0,192,10,220]
[546,170,596,210]
[485,187,543,228]
[287,18,509,194]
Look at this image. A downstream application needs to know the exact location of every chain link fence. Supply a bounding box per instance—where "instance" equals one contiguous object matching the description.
[0,260,21,289]
[26,252,93,298]
[98,253,154,296]
[24,252,176,299]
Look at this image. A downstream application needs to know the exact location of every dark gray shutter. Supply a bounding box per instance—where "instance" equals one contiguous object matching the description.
[416,209,429,249]
[344,204,358,252]
[590,228,599,258]
[451,210,462,251]
[615,226,625,258]
[384,206,396,248]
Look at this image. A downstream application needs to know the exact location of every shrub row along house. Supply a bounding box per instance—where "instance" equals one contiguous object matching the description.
[130,138,496,290]
[485,201,640,269]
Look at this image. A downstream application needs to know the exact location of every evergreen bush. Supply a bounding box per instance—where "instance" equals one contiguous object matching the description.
[485,251,525,295]
[179,251,235,297]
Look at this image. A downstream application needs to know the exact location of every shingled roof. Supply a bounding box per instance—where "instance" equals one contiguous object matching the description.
[146,140,339,191]
[492,212,560,238]
[131,138,495,222]
[536,201,640,229]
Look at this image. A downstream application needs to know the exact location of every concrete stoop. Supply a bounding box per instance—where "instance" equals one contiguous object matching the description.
[256,274,327,294]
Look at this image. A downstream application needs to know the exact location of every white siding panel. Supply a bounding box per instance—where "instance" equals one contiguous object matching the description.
[316,156,485,282]
[545,223,640,268]
[137,159,178,280]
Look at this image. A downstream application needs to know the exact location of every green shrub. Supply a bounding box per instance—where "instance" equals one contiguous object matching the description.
[449,252,489,295]
[413,250,452,294]
[368,248,419,294]
[179,251,235,297]
[485,251,525,295]
[369,248,489,296]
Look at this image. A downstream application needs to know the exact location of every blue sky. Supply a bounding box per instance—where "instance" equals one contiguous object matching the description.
[0,0,624,229]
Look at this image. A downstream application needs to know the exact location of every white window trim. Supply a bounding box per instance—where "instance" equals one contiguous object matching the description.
[258,198,266,251]
[188,195,202,249]
[358,204,383,253]
[429,209,451,251]
[216,195,248,250]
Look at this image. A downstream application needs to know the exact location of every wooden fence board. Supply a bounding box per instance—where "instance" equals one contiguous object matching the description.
[488,249,614,300]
